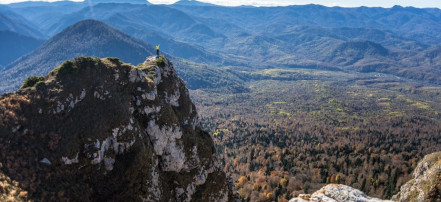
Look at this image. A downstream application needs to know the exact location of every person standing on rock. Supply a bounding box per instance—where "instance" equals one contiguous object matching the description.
[156,45,160,58]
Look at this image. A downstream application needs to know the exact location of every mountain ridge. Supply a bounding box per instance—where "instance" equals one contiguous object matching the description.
[0,10,45,38]
[0,30,44,68]
[0,19,155,93]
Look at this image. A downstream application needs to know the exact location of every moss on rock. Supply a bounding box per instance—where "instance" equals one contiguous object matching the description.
[21,76,45,89]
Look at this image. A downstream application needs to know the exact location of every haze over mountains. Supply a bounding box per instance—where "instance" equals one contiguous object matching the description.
[0,30,44,68]
[0,20,156,92]
[0,0,441,94]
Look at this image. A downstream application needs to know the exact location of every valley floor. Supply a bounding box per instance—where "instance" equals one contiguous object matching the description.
[189,68,441,201]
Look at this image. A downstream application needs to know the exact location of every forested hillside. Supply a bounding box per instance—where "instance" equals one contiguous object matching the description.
[0,20,154,93]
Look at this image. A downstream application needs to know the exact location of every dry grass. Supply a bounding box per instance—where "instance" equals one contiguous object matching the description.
[0,95,30,127]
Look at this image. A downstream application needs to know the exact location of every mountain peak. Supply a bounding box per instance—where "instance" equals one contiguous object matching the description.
[92,0,150,4]
[173,0,216,6]
[0,56,236,201]
[336,41,389,56]
[325,40,390,67]
[0,20,155,93]
[56,19,116,35]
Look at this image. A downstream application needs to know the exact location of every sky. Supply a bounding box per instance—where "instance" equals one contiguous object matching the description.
[0,0,440,8]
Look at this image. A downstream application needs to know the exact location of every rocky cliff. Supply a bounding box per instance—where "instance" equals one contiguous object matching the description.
[289,184,391,202]
[392,151,441,201]
[289,151,441,202]
[0,56,235,201]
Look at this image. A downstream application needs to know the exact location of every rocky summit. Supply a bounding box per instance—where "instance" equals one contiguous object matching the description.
[0,56,235,201]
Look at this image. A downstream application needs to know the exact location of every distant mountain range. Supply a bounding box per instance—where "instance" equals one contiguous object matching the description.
[173,0,215,6]
[0,7,45,38]
[1,1,441,92]
[0,30,44,68]
[0,20,155,93]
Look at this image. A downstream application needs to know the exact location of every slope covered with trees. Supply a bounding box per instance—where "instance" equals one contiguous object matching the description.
[191,69,441,201]
[0,20,155,93]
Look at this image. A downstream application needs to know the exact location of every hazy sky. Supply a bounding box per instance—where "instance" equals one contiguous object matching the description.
[0,0,440,8]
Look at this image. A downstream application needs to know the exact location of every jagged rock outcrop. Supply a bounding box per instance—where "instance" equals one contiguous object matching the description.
[392,151,441,202]
[290,151,441,202]
[0,56,235,201]
[288,184,391,202]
